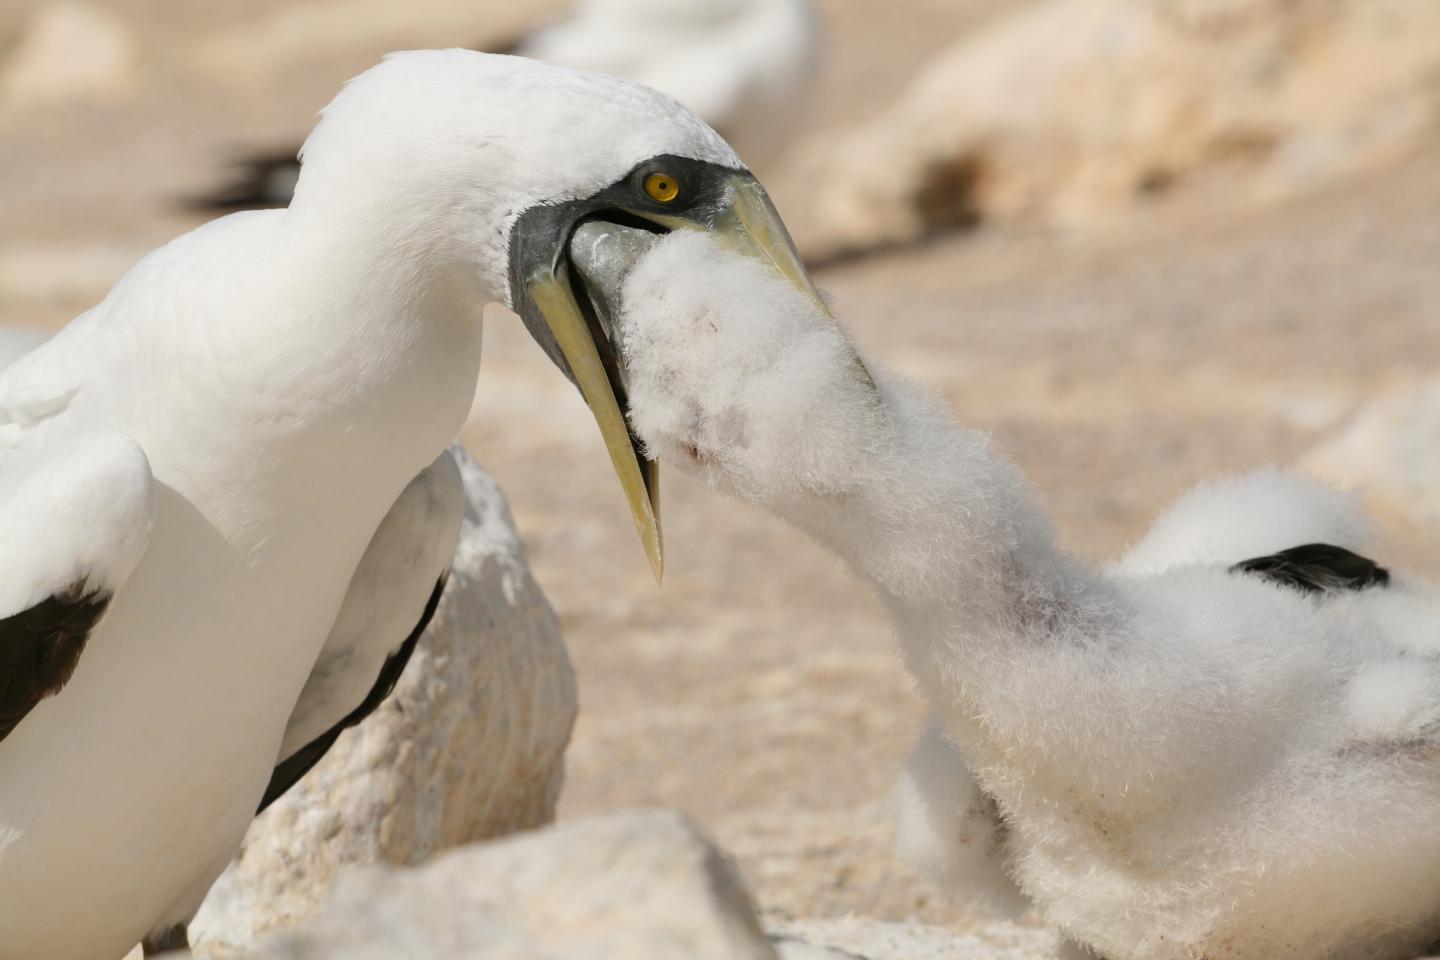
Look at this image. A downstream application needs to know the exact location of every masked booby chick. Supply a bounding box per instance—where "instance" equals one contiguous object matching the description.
[193,0,818,211]
[579,223,1440,960]
[0,49,817,960]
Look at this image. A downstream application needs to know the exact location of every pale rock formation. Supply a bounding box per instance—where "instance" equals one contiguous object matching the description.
[209,811,777,960]
[1300,379,1440,532]
[1,2,141,107]
[808,0,1440,255]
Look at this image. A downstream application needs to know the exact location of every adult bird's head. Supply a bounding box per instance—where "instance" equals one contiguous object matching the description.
[291,50,832,582]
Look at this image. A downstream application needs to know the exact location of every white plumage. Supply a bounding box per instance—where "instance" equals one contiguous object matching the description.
[276,447,463,761]
[519,0,818,167]
[197,0,814,210]
[613,229,1440,960]
[1110,469,1372,576]
[0,431,154,616]
[0,51,739,960]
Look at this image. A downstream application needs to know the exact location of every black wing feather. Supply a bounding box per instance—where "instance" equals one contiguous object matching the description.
[257,574,448,813]
[0,586,110,743]
[1230,543,1390,595]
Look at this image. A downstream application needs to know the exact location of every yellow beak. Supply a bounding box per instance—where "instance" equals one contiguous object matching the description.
[641,175,877,389]
[526,265,664,583]
[524,171,869,585]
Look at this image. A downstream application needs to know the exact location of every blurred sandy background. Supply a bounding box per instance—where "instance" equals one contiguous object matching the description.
[3,0,1438,933]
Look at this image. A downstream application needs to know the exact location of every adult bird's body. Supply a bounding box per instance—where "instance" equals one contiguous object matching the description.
[0,51,815,959]
[0,190,484,960]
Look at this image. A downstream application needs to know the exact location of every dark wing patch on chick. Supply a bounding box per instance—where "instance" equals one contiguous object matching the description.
[0,585,111,743]
[257,573,448,813]
[1230,543,1390,595]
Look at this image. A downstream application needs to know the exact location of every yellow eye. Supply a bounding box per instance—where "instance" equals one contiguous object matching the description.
[643,172,680,203]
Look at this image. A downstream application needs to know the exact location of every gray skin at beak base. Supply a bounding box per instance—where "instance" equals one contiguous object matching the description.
[568,220,664,383]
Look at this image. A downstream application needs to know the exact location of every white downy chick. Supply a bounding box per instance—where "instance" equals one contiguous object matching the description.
[614,230,1440,960]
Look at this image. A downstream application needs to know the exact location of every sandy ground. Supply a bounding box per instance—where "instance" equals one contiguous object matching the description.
[3,0,1438,935]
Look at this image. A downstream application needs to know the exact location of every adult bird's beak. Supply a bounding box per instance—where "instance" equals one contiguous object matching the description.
[517,167,868,584]
[641,174,877,390]
[525,262,665,582]
[655,177,822,307]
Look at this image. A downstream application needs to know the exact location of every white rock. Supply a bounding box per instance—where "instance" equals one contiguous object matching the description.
[0,2,141,107]
[807,0,1440,255]
[1300,379,1440,531]
[771,917,1059,960]
[216,810,778,960]
[191,447,576,950]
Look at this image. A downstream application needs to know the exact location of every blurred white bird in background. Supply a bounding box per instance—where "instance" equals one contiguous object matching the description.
[521,0,817,167]
[194,0,819,211]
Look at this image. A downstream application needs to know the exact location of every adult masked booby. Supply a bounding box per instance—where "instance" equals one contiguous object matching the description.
[581,225,1440,960]
[0,50,824,960]
[193,0,818,211]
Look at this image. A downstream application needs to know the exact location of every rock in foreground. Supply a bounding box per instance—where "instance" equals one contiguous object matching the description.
[772,917,1057,960]
[191,447,577,950]
[216,811,777,960]
[197,808,1060,960]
